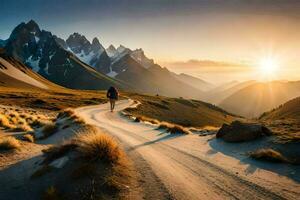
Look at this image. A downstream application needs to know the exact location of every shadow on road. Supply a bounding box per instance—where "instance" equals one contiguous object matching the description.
[209,138,300,183]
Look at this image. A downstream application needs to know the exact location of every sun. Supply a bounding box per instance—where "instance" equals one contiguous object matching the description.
[258,57,279,75]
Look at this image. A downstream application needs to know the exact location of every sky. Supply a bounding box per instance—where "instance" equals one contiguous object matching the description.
[1,0,300,83]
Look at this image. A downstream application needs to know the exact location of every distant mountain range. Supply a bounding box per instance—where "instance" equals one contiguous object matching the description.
[218,81,300,118]
[0,20,205,99]
[2,20,300,118]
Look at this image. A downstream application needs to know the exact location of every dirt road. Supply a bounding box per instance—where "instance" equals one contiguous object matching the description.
[76,100,300,200]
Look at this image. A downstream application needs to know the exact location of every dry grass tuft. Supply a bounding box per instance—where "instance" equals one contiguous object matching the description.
[0,114,15,129]
[0,136,21,150]
[42,186,62,200]
[41,123,58,138]
[22,134,34,143]
[250,148,291,163]
[158,122,191,134]
[134,115,159,124]
[275,132,300,144]
[75,127,122,163]
[69,115,86,125]
[12,124,33,132]
[57,108,75,119]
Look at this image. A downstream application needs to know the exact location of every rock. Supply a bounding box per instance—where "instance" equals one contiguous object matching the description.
[216,121,272,142]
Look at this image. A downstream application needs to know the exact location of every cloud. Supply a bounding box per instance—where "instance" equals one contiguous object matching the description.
[163,59,252,73]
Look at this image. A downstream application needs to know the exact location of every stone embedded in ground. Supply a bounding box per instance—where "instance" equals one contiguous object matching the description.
[216,120,272,142]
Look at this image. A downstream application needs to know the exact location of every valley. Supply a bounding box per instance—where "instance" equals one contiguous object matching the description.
[0,16,300,200]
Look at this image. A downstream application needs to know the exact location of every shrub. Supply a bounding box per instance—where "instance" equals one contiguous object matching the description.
[0,136,21,150]
[0,114,14,129]
[158,122,190,134]
[13,124,33,132]
[57,108,75,119]
[133,116,159,124]
[249,148,291,163]
[22,134,34,143]
[75,127,121,163]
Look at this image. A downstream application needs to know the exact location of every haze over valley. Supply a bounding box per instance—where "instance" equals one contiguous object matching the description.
[1,1,300,199]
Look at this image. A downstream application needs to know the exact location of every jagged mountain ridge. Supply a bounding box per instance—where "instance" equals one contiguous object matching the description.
[3,20,126,90]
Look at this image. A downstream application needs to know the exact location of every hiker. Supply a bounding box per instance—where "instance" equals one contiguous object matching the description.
[106,86,119,112]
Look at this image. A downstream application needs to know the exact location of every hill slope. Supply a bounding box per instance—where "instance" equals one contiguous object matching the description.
[172,73,214,91]
[0,49,63,90]
[219,81,300,118]
[260,96,300,121]
[125,93,240,127]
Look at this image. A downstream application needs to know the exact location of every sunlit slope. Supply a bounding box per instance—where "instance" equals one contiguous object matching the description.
[126,93,240,127]
[260,96,300,121]
[219,81,300,118]
[205,80,256,104]
[0,51,64,90]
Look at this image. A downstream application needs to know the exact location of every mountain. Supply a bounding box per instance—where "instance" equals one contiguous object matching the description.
[130,48,154,68]
[0,39,6,47]
[3,20,205,99]
[219,81,300,118]
[110,54,204,98]
[57,33,112,74]
[0,48,62,90]
[173,73,214,91]
[259,96,300,121]
[3,20,125,90]
[205,80,256,104]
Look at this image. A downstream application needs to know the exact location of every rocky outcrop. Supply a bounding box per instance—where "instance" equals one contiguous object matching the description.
[216,121,272,142]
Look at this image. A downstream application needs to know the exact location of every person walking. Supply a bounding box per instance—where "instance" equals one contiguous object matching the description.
[106,86,119,112]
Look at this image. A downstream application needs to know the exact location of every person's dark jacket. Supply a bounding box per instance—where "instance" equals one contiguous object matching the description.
[107,87,119,100]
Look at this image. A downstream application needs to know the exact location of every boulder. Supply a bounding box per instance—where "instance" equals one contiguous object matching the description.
[216,121,272,142]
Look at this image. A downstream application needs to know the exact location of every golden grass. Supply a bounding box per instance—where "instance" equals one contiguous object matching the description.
[69,115,86,125]
[249,148,291,163]
[57,108,75,119]
[0,110,50,132]
[75,127,121,163]
[12,124,33,132]
[134,115,159,124]
[56,108,86,125]
[0,136,21,150]
[158,122,191,135]
[275,132,300,143]
[0,114,15,129]
[22,134,34,143]
[41,123,58,138]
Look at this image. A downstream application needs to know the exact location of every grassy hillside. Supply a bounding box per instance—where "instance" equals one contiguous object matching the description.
[260,96,300,121]
[125,93,241,128]
[219,81,300,118]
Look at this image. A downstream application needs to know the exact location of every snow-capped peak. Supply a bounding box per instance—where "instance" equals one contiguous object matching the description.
[106,45,118,57]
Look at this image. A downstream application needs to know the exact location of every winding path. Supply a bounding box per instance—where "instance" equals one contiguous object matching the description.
[76,99,300,200]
